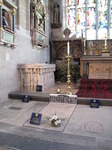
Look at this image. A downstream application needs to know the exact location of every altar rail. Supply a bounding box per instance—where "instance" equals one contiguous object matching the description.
[17,64,55,91]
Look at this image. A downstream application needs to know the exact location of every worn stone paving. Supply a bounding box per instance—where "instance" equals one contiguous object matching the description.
[0,98,112,149]
[24,102,76,132]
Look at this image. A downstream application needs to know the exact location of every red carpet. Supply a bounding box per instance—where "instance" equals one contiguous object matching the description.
[76,79,112,99]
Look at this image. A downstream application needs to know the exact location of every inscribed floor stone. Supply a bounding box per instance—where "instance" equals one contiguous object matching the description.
[24,102,77,132]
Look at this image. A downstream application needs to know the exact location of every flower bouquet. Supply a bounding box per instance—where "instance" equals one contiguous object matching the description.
[49,113,61,127]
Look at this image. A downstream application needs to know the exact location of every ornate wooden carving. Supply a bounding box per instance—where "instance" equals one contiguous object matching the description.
[87,40,112,56]
[50,39,83,62]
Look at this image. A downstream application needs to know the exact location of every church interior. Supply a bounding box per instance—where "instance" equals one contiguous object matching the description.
[0,0,112,149]
[0,0,112,101]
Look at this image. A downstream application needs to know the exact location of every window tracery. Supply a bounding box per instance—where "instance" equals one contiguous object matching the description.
[65,0,110,40]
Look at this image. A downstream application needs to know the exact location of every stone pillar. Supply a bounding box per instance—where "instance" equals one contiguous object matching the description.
[0,0,3,28]
[34,10,36,29]
[12,8,16,32]
[83,62,88,78]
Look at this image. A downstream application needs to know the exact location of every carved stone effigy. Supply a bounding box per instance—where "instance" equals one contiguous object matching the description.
[50,94,77,104]
[17,64,56,91]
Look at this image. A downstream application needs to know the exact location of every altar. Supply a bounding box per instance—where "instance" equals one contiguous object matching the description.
[81,56,112,79]
[17,64,55,91]
[81,34,112,79]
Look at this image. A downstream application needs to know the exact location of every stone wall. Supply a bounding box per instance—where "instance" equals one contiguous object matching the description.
[0,0,50,101]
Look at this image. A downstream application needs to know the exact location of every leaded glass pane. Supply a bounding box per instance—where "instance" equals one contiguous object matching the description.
[87,0,96,40]
[66,0,110,40]
[67,0,76,34]
[77,0,86,38]
[98,0,108,39]
[110,0,112,38]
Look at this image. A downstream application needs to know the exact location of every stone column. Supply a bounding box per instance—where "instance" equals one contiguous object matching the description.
[12,8,16,32]
[34,10,36,29]
[83,62,88,78]
[0,0,3,28]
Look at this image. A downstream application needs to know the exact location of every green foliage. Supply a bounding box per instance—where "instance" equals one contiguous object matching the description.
[55,56,80,82]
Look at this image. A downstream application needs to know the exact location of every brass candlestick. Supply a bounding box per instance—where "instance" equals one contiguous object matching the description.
[66,54,72,95]
[102,33,109,52]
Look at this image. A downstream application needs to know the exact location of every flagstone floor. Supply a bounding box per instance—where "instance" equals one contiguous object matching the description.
[1,81,112,149]
[0,98,112,149]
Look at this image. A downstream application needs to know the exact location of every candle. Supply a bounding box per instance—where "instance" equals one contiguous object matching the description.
[67,42,70,55]
[105,33,107,47]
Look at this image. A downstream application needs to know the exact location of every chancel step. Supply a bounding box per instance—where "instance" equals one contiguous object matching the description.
[8,91,112,106]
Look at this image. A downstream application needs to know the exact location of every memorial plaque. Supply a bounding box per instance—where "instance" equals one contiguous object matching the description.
[50,94,77,104]
[36,85,42,92]
[22,95,30,103]
[30,113,42,125]
[90,99,99,108]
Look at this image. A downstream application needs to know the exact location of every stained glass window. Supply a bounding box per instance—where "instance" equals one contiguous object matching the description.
[98,0,108,39]
[67,0,76,34]
[66,0,111,40]
[87,0,96,40]
[110,0,112,38]
[77,0,86,38]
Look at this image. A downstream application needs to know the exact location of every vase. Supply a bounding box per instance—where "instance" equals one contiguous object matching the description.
[51,122,61,127]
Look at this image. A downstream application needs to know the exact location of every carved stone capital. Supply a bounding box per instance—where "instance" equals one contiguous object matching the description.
[0,0,3,6]
[11,8,16,15]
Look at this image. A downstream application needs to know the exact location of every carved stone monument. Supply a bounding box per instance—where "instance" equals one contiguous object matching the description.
[53,4,60,23]
[51,2,61,28]
[18,64,56,91]
[30,0,46,47]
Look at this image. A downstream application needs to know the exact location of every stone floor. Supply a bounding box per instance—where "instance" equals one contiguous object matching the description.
[0,96,112,149]
[0,82,112,149]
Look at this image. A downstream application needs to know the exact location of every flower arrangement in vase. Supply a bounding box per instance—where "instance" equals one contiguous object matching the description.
[49,113,61,127]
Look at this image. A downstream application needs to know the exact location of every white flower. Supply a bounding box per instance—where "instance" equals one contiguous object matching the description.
[48,113,62,127]
[55,121,58,126]
[52,115,58,120]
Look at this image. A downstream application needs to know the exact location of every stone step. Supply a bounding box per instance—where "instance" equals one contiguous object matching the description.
[77,97,112,106]
[8,91,49,102]
[8,91,112,106]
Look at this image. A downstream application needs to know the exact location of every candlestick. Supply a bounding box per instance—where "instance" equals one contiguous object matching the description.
[84,40,85,47]
[66,42,72,95]
[66,55,72,95]
[67,42,70,55]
